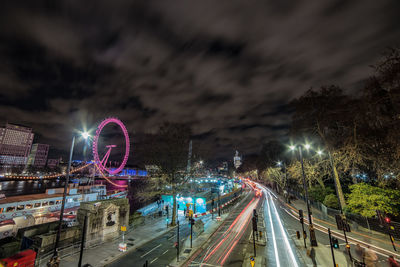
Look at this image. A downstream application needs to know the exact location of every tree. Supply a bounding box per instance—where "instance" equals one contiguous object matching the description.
[143,122,191,226]
[346,183,400,217]
[259,167,285,192]
[323,194,340,209]
[258,140,286,171]
[290,86,362,208]
[309,185,334,203]
[286,159,329,189]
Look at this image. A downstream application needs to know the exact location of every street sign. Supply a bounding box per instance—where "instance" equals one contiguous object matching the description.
[250,257,255,267]
[119,243,127,252]
[121,226,127,232]
[188,210,193,217]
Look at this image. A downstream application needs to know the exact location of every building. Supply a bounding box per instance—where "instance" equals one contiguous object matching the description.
[0,123,34,168]
[47,158,60,169]
[27,143,49,167]
[234,150,242,169]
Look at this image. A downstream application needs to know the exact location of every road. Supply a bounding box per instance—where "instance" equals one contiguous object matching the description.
[257,182,391,267]
[107,194,242,267]
[186,192,259,267]
[260,187,301,267]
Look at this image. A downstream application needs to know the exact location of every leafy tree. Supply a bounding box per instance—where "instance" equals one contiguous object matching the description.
[323,194,340,209]
[309,185,334,203]
[346,183,400,217]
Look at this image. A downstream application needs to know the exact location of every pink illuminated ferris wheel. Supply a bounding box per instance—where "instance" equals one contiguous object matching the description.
[92,117,130,175]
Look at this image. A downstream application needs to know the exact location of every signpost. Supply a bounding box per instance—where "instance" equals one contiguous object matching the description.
[119,226,127,252]
[328,228,336,267]
[250,256,255,267]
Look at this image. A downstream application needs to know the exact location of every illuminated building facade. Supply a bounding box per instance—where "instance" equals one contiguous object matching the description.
[0,123,34,167]
[27,143,49,167]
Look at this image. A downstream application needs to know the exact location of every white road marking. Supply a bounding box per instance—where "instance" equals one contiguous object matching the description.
[162,249,169,255]
[266,191,280,267]
[150,257,158,264]
[140,244,162,258]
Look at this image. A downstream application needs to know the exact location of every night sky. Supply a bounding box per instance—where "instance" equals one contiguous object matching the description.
[0,1,399,162]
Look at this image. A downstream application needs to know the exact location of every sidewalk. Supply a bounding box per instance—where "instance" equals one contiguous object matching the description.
[289,198,400,259]
[59,213,184,267]
[291,232,349,266]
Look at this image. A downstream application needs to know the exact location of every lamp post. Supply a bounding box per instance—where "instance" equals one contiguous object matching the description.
[290,144,318,247]
[53,132,90,258]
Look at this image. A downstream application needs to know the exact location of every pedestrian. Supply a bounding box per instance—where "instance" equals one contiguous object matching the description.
[364,246,378,267]
[388,255,400,267]
[184,208,186,216]
[309,247,317,267]
[355,244,365,264]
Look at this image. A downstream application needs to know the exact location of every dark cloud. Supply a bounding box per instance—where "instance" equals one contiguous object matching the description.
[0,0,399,162]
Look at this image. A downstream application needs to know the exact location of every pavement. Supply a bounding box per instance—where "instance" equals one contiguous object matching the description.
[60,213,185,267]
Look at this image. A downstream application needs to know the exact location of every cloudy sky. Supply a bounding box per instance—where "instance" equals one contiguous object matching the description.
[0,0,399,162]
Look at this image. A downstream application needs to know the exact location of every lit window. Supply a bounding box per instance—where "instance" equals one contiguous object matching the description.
[25,204,33,209]
[17,205,25,210]
[42,201,48,206]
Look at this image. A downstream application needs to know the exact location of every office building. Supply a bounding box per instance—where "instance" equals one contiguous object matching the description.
[27,143,49,167]
[0,123,34,167]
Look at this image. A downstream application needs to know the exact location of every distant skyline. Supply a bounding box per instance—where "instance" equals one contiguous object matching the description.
[1,1,400,162]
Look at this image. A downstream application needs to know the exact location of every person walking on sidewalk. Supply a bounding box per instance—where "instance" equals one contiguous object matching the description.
[309,247,317,267]
[355,244,365,264]
[364,246,378,267]
[388,255,400,267]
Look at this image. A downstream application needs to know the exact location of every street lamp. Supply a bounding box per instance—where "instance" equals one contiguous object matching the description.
[53,131,91,257]
[290,143,318,247]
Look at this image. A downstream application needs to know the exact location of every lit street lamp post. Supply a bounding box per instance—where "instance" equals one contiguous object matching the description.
[53,132,90,259]
[290,144,318,247]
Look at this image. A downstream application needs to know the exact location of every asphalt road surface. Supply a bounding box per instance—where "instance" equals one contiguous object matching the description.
[185,192,258,267]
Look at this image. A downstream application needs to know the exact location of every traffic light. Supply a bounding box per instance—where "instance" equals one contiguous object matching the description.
[299,209,304,224]
[385,217,391,224]
[296,231,300,239]
[332,237,339,249]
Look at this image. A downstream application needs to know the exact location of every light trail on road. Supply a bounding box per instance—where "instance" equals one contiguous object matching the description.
[187,193,259,266]
[256,182,300,267]
[266,191,280,266]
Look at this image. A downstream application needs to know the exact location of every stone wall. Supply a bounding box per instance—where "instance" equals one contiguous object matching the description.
[77,198,129,245]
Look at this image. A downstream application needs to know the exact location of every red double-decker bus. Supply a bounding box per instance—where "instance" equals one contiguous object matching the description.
[0,249,36,267]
